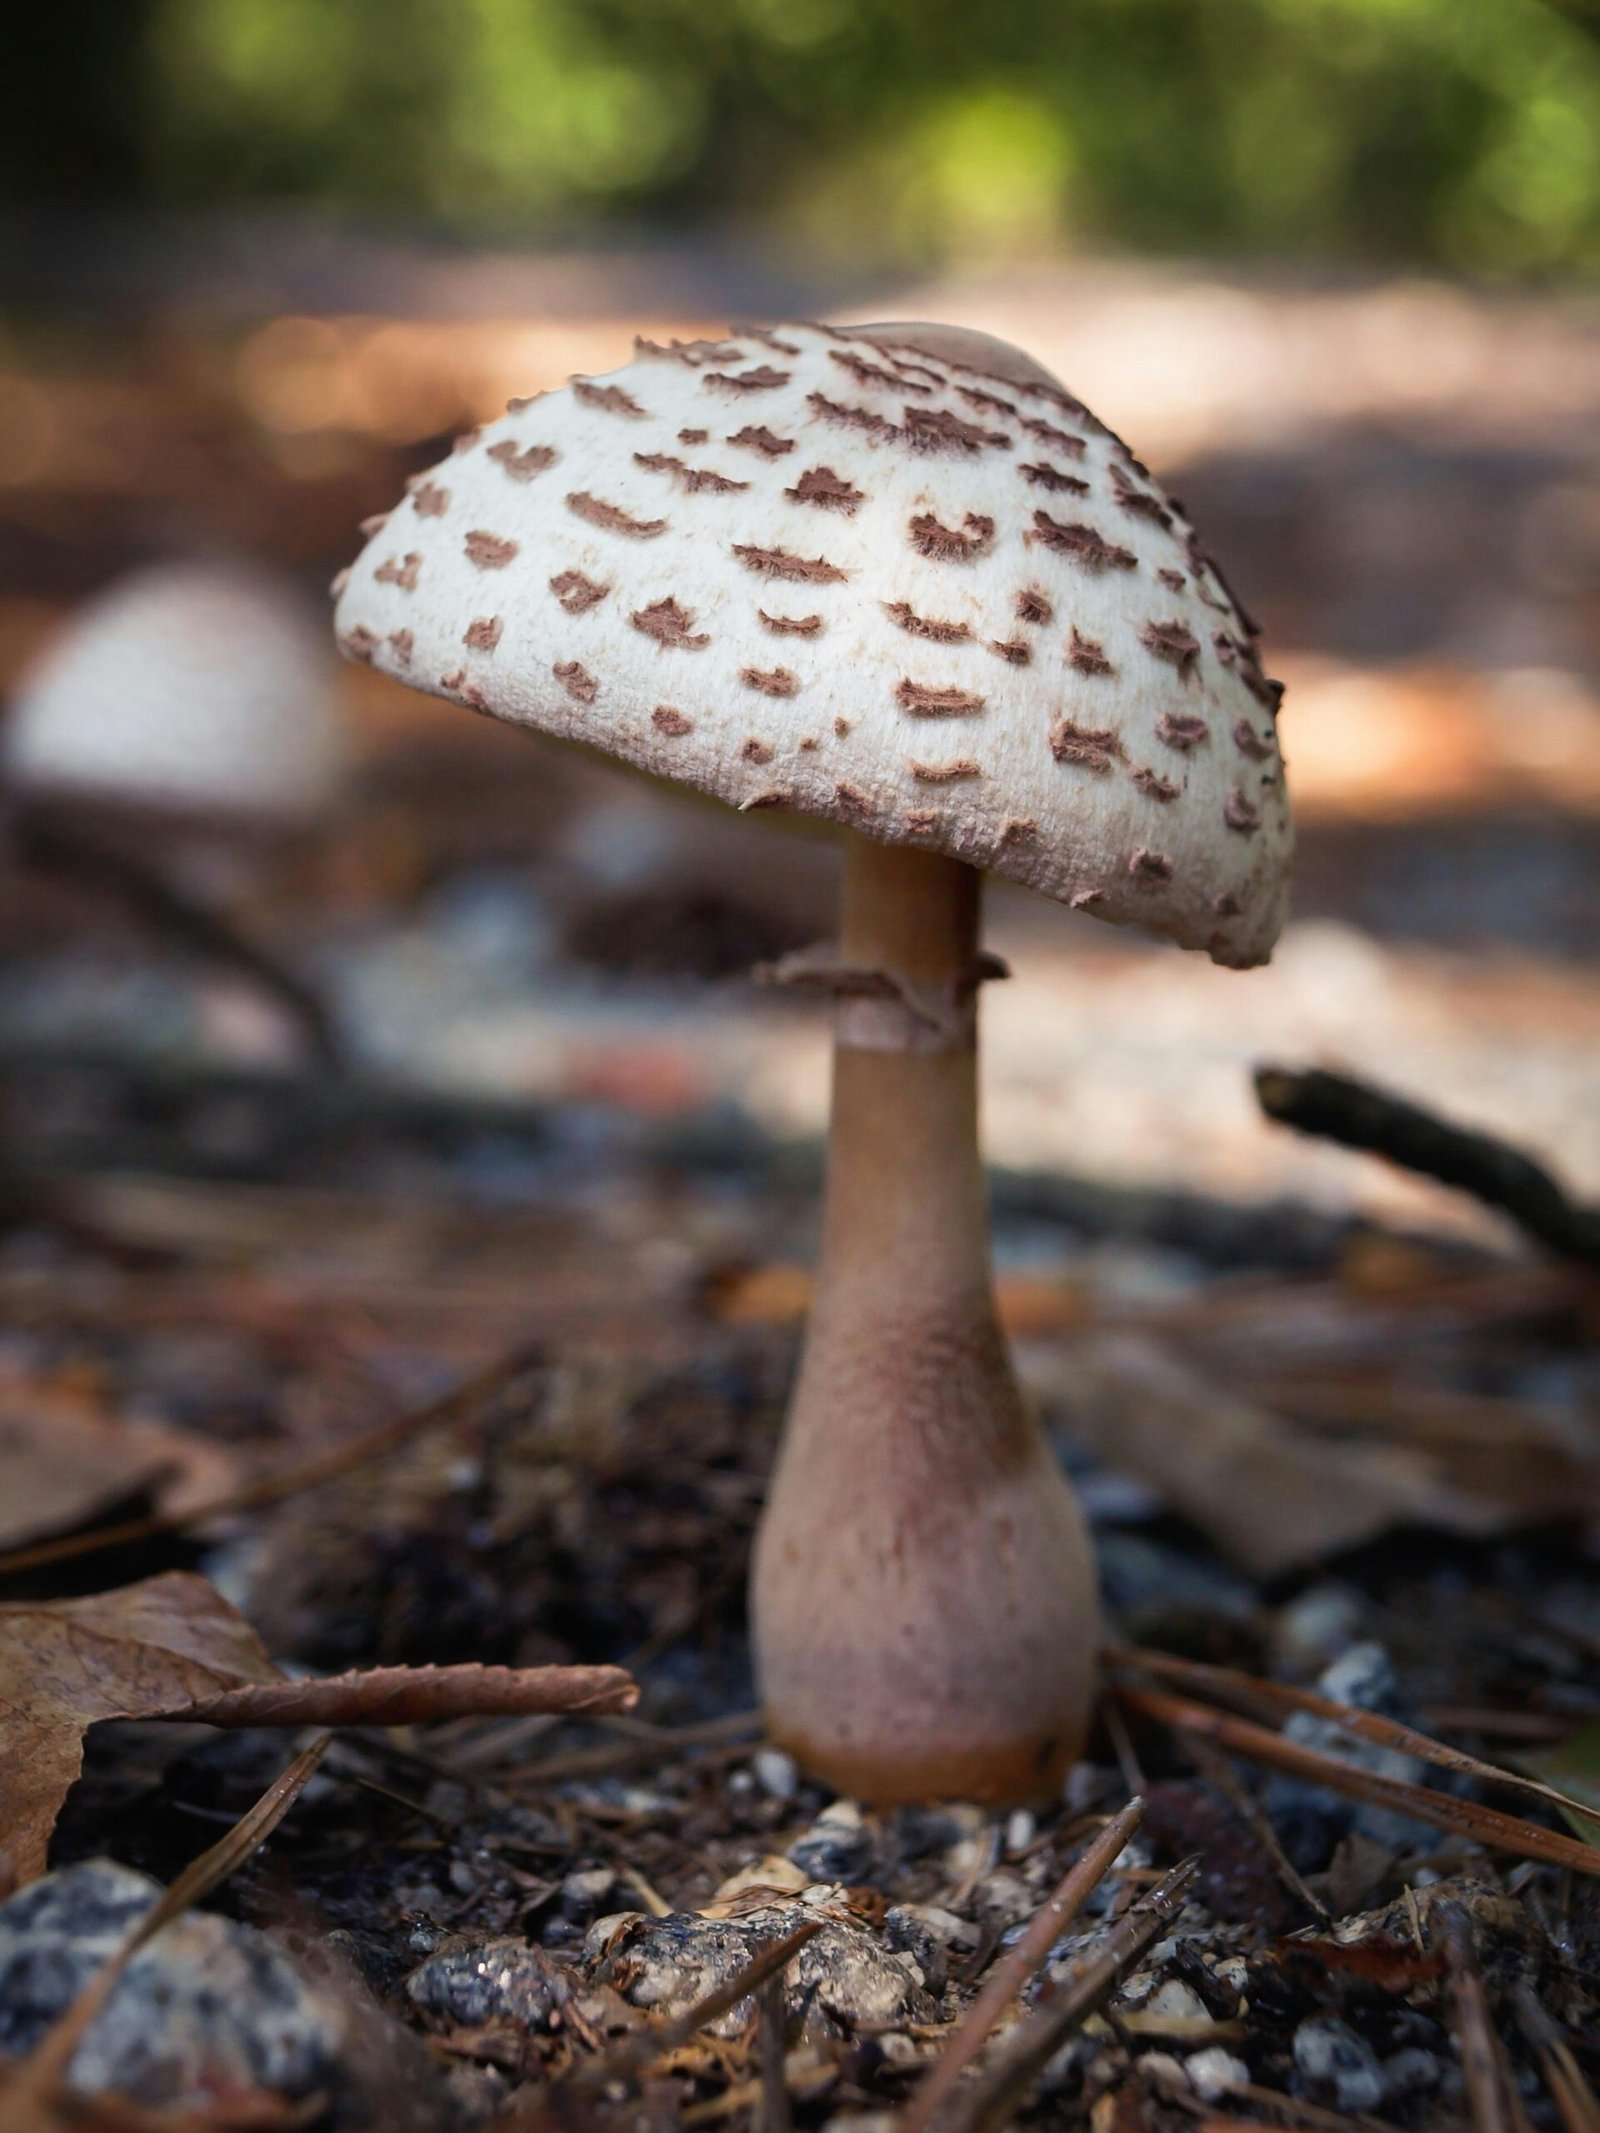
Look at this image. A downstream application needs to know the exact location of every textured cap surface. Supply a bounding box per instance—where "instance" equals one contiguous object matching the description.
[334,320,1291,964]
[7,562,345,825]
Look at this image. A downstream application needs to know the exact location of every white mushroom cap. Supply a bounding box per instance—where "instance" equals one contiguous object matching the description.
[333,320,1291,965]
[6,561,346,826]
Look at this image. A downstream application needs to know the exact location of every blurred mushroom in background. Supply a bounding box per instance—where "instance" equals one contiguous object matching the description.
[2,560,349,1067]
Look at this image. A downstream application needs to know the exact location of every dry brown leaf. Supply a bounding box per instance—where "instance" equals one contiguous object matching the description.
[0,1379,236,1554]
[0,1571,636,1884]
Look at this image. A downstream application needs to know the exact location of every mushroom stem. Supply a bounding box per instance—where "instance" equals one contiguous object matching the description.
[752,835,1098,1803]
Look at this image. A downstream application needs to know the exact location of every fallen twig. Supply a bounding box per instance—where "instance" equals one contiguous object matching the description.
[1254,1064,1600,1266]
[1439,1903,1534,2133]
[1513,1982,1600,2133]
[12,805,343,1071]
[1106,1644,1600,1839]
[925,1856,1199,2133]
[902,1796,1146,2133]
[1110,1679,1600,1877]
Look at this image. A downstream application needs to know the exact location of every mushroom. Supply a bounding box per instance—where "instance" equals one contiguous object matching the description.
[3,561,348,1063]
[332,319,1294,1802]
[5,561,345,826]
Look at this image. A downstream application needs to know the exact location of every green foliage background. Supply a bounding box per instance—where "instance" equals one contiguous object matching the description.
[12,0,1600,273]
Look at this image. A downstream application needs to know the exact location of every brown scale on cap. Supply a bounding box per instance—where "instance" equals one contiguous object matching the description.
[387,628,413,665]
[411,481,451,517]
[885,601,971,644]
[786,466,865,513]
[342,626,378,662]
[636,335,744,365]
[486,440,557,482]
[464,531,519,569]
[1129,847,1175,884]
[741,666,800,698]
[566,493,667,539]
[573,380,648,418]
[733,544,848,583]
[1071,887,1107,910]
[1000,816,1038,842]
[1020,417,1086,457]
[897,680,987,718]
[830,349,926,393]
[1214,891,1242,917]
[359,512,388,537]
[678,427,709,444]
[834,717,851,737]
[1156,709,1210,751]
[1132,766,1179,802]
[1016,588,1054,626]
[505,395,538,412]
[550,569,609,614]
[1110,462,1173,530]
[452,426,483,454]
[1224,786,1261,835]
[909,512,995,562]
[464,616,503,651]
[553,659,598,704]
[1233,717,1275,761]
[1020,462,1089,495]
[958,383,1019,418]
[807,392,898,443]
[375,552,422,591]
[740,788,787,811]
[727,426,795,458]
[633,452,749,496]
[742,737,775,763]
[631,597,710,650]
[904,807,941,833]
[652,705,694,736]
[1051,719,1124,772]
[1141,620,1201,680]
[1157,567,1187,592]
[1067,628,1114,675]
[759,609,824,636]
[440,668,490,710]
[1029,514,1136,571]
[910,758,983,782]
[800,737,820,751]
[634,336,732,364]
[903,406,1010,454]
[835,780,872,813]
[329,569,350,599]
[1214,629,1283,712]
[735,326,802,354]
[704,365,792,393]
[989,638,1031,665]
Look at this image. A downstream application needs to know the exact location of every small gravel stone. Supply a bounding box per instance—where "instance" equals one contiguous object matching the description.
[753,1748,800,1800]
[406,1937,566,2030]
[1146,1979,1211,2022]
[1187,2047,1252,2102]
[0,1860,340,2112]
[788,1800,874,1883]
[1294,2015,1388,2114]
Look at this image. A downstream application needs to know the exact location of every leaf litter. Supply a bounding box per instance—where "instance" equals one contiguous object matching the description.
[1,1039,1599,2129]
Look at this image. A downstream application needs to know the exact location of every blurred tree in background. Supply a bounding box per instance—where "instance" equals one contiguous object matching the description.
[7,0,1600,274]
